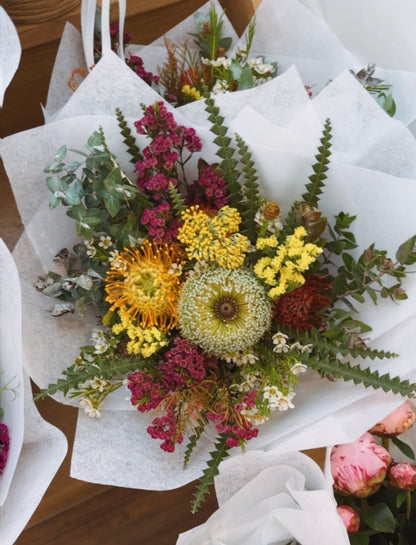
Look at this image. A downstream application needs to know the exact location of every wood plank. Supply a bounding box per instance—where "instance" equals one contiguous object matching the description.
[15,481,219,545]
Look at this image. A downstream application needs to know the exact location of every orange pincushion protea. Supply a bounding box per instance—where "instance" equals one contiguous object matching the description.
[105,241,183,332]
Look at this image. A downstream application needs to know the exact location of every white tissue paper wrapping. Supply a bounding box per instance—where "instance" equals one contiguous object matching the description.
[42,0,416,134]
[2,49,416,489]
[299,0,416,73]
[0,373,67,545]
[176,451,349,545]
[0,238,24,506]
[0,6,21,108]
[0,240,67,543]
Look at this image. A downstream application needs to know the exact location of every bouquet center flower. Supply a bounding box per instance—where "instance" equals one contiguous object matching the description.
[178,267,272,357]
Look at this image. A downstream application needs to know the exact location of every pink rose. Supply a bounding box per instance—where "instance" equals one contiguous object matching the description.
[336,505,360,534]
[331,432,392,497]
[388,461,416,491]
[369,401,415,437]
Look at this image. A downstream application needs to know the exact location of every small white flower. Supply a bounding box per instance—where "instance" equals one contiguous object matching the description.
[98,235,112,249]
[290,362,308,375]
[79,397,101,418]
[212,79,230,94]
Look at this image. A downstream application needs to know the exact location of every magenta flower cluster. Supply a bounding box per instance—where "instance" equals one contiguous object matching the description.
[0,422,10,475]
[133,102,206,241]
[206,389,259,448]
[186,163,229,211]
[140,202,180,244]
[128,55,160,86]
[127,337,213,452]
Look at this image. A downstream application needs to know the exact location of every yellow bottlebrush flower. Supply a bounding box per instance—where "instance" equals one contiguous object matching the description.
[105,240,184,331]
[254,226,323,298]
[177,205,249,269]
[181,84,203,101]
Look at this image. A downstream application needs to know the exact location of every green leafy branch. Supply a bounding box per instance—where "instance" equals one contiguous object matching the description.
[306,356,415,397]
[204,96,242,207]
[115,107,142,163]
[34,352,145,400]
[183,417,209,469]
[191,433,231,513]
[234,133,263,242]
[281,118,332,239]
[326,215,416,309]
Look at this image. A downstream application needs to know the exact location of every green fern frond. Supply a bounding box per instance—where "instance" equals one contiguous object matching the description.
[34,356,144,400]
[235,133,263,241]
[307,356,416,397]
[115,107,142,164]
[204,97,242,208]
[191,433,231,513]
[301,118,332,208]
[183,418,208,469]
[168,182,186,216]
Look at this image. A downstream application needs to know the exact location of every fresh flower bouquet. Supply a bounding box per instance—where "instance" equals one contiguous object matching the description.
[330,401,416,544]
[32,95,416,510]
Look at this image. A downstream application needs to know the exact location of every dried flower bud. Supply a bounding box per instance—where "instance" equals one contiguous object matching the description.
[369,401,415,437]
[261,201,280,221]
[331,432,392,497]
[388,462,416,491]
[336,505,360,534]
[363,247,374,260]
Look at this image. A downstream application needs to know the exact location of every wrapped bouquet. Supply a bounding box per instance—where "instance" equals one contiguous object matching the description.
[23,95,416,509]
[3,0,416,517]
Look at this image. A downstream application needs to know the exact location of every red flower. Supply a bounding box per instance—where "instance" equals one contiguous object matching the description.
[272,273,332,331]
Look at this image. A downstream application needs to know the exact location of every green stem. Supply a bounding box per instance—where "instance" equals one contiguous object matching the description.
[406,489,412,520]
[381,436,390,451]
[361,497,368,515]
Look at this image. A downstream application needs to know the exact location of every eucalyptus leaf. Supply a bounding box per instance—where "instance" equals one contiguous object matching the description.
[76,275,94,291]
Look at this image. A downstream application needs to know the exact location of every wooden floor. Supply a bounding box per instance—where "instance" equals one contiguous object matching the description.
[0,1,326,542]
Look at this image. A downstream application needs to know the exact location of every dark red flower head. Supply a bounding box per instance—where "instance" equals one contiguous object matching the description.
[272,273,332,331]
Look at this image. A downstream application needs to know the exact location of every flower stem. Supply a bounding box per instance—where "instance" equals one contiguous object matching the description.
[406,490,412,520]
[381,436,390,451]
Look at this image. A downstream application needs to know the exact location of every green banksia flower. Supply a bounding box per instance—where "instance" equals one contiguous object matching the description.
[178,267,272,357]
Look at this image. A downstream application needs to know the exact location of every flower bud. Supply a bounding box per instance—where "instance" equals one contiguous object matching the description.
[369,401,415,438]
[388,462,416,491]
[336,505,360,534]
[331,432,392,497]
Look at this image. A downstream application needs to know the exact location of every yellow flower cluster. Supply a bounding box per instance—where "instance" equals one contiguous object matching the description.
[181,84,203,101]
[112,307,168,357]
[254,226,323,298]
[177,205,249,269]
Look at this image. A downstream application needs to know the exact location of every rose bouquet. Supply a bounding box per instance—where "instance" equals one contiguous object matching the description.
[330,401,416,544]
[27,93,416,510]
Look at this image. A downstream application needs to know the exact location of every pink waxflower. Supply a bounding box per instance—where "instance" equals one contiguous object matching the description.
[369,401,416,438]
[388,462,416,491]
[336,505,360,534]
[331,432,392,497]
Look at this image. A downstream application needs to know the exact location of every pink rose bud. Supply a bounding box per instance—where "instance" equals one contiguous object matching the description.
[331,432,392,497]
[369,401,415,437]
[336,505,360,534]
[388,461,416,491]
